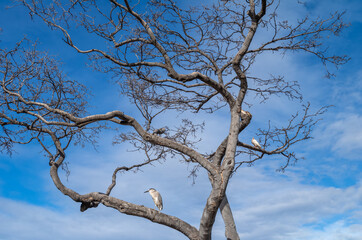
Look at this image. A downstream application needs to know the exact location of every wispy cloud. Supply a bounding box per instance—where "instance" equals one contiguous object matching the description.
[311,113,362,160]
[227,166,362,240]
[0,197,184,240]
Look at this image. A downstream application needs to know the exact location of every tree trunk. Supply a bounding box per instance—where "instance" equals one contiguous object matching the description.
[220,196,240,240]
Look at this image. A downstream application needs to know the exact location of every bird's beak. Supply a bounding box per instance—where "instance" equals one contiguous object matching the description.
[144,190,149,193]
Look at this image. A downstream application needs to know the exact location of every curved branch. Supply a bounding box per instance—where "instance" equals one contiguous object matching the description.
[48,147,201,240]
[105,158,159,196]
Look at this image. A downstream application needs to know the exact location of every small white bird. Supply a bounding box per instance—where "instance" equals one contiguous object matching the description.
[144,188,163,212]
[251,137,261,148]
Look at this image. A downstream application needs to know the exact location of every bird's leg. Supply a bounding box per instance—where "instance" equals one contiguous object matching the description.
[154,205,160,213]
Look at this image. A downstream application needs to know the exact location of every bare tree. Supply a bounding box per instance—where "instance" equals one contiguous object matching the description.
[0,0,349,239]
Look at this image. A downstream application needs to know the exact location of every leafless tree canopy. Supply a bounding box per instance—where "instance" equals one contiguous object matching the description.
[0,0,348,239]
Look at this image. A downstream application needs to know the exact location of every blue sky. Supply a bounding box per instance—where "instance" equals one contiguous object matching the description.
[0,0,362,239]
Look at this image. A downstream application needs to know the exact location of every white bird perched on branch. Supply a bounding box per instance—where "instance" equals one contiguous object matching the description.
[144,188,163,212]
[153,127,166,135]
[251,137,261,148]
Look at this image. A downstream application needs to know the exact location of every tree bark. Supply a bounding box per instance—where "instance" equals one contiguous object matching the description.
[220,196,240,240]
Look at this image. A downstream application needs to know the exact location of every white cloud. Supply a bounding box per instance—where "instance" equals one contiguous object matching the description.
[0,197,185,240]
[329,115,362,153]
[285,221,362,240]
[311,113,362,159]
[226,166,362,240]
